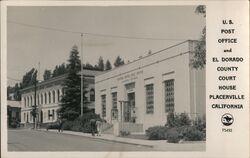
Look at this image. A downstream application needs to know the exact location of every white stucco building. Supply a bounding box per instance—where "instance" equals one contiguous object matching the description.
[20,68,102,126]
[95,40,205,132]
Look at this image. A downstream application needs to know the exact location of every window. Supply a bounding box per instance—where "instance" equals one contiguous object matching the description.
[44,111,46,120]
[101,95,106,117]
[27,97,30,106]
[111,92,118,119]
[164,79,175,112]
[30,111,32,122]
[145,84,154,114]
[41,94,43,104]
[52,109,55,120]
[37,95,39,105]
[27,113,29,123]
[45,93,47,104]
[48,110,50,120]
[90,89,95,101]
[57,89,60,102]
[52,91,55,103]
[62,88,65,96]
[30,96,33,106]
[112,92,117,109]
[24,98,26,107]
[48,92,51,104]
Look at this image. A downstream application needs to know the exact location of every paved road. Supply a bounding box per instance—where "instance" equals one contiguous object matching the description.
[8,129,153,151]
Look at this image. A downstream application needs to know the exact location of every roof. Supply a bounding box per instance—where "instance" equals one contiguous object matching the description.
[7,100,21,108]
[95,40,196,77]
[20,68,103,92]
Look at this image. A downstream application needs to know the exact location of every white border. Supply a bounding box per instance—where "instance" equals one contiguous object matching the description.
[1,1,249,158]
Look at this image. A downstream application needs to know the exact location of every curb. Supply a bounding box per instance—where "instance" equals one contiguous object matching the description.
[37,129,154,148]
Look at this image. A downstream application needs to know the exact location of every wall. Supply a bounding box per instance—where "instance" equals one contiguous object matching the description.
[95,40,206,131]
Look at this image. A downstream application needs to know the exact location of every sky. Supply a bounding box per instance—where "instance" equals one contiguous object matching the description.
[7,6,205,86]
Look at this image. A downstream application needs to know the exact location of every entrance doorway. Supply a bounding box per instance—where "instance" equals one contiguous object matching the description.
[40,111,43,123]
[124,92,136,122]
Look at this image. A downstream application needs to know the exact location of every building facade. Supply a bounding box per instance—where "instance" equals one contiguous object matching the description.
[95,40,205,131]
[20,68,102,126]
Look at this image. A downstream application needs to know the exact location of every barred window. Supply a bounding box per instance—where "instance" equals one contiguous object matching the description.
[101,95,106,117]
[112,92,117,109]
[164,79,175,112]
[145,84,154,114]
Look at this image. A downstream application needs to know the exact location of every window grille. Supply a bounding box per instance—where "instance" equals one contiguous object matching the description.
[164,79,175,112]
[101,95,106,117]
[145,84,154,114]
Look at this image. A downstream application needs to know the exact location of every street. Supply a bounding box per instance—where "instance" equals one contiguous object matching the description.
[8,129,153,151]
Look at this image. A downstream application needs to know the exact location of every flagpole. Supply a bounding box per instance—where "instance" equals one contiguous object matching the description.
[80,33,83,117]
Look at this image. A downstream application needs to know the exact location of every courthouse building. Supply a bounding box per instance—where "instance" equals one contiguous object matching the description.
[20,68,102,126]
[95,40,205,132]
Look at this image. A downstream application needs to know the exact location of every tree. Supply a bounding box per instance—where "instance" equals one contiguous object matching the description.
[105,60,112,71]
[192,5,206,69]
[52,63,68,77]
[7,84,21,101]
[43,69,51,80]
[85,62,94,68]
[59,45,89,121]
[97,56,104,71]
[21,68,37,88]
[13,83,21,101]
[114,56,125,67]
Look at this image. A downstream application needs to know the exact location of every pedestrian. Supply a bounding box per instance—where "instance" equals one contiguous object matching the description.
[90,119,96,136]
[57,118,63,133]
[96,120,102,136]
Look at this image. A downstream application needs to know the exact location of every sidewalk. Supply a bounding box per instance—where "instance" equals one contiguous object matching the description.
[38,129,205,151]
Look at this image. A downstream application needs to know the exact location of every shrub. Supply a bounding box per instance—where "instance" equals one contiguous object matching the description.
[10,120,20,128]
[182,126,203,141]
[193,116,206,132]
[61,121,74,130]
[166,112,176,128]
[176,125,190,139]
[179,113,191,126]
[61,112,102,133]
[146,126,168,140]
[166,128,180,143]
[147,113,206,142]
[119,130,130,137]
[166,112,191,128]
[46,123,59,130]
[82,122,93,133]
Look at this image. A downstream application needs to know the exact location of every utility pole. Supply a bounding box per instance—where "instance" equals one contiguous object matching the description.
[80,33,84,117]
[32,78,37,129]
[34,80,37,129]
[38,62,41,82]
